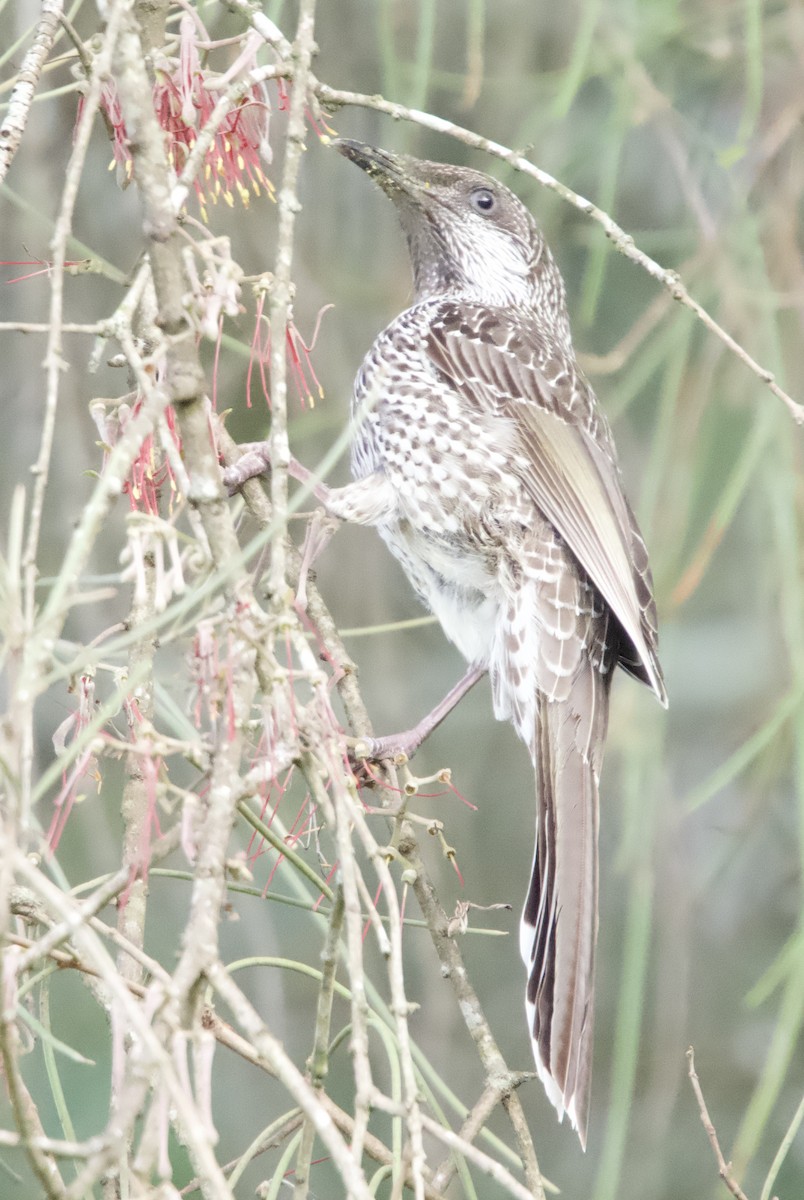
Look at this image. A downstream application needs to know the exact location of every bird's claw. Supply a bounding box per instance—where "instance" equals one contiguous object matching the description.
[352,730,425,765]
[222,441,272,494]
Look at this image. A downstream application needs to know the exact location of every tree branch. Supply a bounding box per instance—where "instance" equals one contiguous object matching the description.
[315,83,803,424]
[0,0,65,184]
[687,1047,752,1200]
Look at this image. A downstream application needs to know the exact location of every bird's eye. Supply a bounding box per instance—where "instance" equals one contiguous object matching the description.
[470,187,496,214]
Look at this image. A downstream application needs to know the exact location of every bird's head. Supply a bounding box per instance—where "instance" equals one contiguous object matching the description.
[334,139,568,327]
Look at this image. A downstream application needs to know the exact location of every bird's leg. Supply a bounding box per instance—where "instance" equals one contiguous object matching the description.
[355,663,487,763]
[223,445,396,526]
[224,445,398,606]
[294,507,340,610]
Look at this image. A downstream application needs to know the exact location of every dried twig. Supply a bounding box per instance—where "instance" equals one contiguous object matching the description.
[14,857,235,1200]
[208,961,376,1200]
[314,84,803,425]
[405,836,546,1200]
[687,1047,752,1200]
[220,0,293,59]
[420,1113,535,1200]
[0,955,67,1199]
[219,427,545,1198]
[292,885,345,1199]
[265,0,318,600]
[429,1070,536,1195]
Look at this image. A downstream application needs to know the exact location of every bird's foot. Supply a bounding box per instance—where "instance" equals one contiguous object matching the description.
[223,446,340,513]
[222,441,272,493]
[352,726,430,766]
[295,508,341,609]
[352,665,488,769]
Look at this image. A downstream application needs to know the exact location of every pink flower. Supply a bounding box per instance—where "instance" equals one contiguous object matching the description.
[79,15,276,220]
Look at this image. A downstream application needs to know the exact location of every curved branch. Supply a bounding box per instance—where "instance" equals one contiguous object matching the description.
[314,83,803,425]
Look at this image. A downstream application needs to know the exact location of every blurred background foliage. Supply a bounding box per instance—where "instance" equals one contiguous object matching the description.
[1,0,803,1197]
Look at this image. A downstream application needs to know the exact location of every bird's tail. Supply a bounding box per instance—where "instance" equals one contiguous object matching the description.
[520,675,610,1150]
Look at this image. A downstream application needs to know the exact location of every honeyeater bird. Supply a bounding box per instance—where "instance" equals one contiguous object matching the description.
[228,139,667,1146]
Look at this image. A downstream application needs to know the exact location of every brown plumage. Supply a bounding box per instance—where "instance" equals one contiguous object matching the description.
[328,140,667,1146]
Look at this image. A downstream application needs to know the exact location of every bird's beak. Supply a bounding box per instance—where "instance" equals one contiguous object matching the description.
[333,139,422,203]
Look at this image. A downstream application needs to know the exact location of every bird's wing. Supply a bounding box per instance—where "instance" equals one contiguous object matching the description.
[425,302,666,704]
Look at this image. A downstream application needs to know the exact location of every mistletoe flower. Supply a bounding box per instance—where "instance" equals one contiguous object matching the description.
[247,282,331,410]
[120,510,187,613]
[48,674,102,850]
[81,15,276,221]
[182,235,244,341]
[154,17,275,217]
[93,387,183,517]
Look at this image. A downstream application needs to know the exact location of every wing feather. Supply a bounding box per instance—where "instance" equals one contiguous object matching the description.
[427,302,667,704]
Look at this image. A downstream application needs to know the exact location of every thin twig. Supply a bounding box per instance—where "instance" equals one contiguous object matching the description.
[342,789,430,1198]
[687,1047,751,1200]
[405,837,546,1200]
[292,885,345,1200]
[22,4,119,621]
[13,0,125,882]
[430,1071,536,1195]
[16,867,138,976]
[266,0,318,601]
[14,856,236,1200]
[208,962,376,1200]
[314,83,803,424]
[219,426,544,1197]
[0,322,102,334]
[0,952,67,1198]
[419,1114,534,1200]
[220,0,293,59]
[302,754,376,1168]
[0,1130,104,1157]
[116,552,157,992]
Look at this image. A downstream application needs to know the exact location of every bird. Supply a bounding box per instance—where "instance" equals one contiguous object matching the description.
[324,139,668,1147]
[228,139,667,1147]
